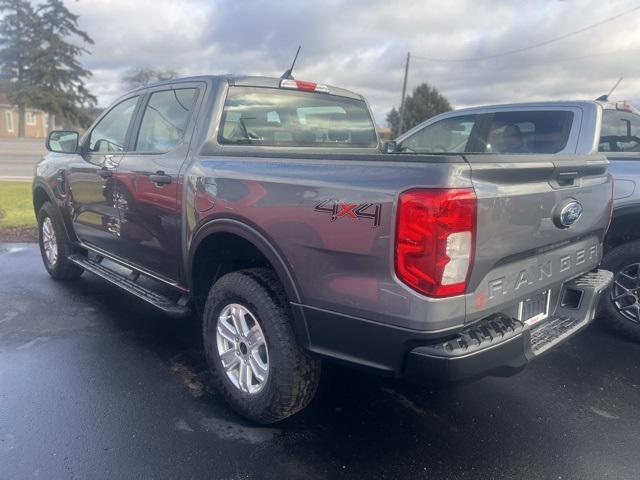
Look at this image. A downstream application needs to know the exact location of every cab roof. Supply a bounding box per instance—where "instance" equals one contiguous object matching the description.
[129,75,365,101]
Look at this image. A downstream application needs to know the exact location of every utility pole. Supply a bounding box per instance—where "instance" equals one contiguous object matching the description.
[398,51,410,135]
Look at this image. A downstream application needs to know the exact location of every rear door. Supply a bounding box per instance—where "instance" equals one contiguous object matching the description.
[111,83,202,281]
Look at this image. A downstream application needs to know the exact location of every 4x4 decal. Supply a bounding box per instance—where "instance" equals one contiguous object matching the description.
[314,200,382,227]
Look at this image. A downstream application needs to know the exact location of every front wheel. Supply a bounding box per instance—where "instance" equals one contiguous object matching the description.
[203,268,321,423]
[37,202,83,281]
[599,241,640,342]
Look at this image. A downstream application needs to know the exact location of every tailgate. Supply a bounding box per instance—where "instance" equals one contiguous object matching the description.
[464,154,612,321]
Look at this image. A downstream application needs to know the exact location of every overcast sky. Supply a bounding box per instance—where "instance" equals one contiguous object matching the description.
[70,0,640,123]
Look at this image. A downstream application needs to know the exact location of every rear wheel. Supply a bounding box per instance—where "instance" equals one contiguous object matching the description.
[37,202,83,281]
[202,268,320,423]
[599,241,640,341]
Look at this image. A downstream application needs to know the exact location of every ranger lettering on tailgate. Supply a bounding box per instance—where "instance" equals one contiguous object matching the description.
[487,244,599,299]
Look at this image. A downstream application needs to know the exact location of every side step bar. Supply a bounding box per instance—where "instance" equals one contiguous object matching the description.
[69,254,190,318]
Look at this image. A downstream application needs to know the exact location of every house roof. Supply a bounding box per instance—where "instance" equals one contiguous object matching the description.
[0,92,46,113]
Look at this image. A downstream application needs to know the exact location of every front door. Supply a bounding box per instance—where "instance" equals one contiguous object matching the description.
[67,95,140,252]
[112,86,201,281]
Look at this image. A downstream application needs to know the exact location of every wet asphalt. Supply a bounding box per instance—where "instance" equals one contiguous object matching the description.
[1,243,639,480]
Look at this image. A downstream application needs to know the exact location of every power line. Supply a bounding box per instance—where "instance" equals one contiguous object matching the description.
[412,4,640,63]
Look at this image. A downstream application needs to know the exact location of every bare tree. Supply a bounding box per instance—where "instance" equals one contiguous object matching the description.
[122,68,179,90]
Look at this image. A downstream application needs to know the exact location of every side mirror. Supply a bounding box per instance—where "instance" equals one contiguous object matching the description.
[47,130,79,154]
[382,140,398,154]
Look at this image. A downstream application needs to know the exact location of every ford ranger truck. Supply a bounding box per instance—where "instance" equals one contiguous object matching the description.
[34,79,612,423]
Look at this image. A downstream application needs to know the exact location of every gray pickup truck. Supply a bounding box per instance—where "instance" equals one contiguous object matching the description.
[595,100,640,341]
[34,77,612,423]
[397,100,640,342]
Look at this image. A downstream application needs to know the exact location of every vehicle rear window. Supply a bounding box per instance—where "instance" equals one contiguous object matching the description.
[599,110,640,152]
[484,110,574,154]
[218,86,377,147]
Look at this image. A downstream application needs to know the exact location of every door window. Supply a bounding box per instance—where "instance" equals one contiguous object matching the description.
[135,89,197,153]
[89,96,139,153]
[485,111,574,154]
[599,110,640,152]
[400,116,477,153]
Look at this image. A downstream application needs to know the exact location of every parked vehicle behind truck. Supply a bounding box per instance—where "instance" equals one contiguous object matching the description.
[397,100,638,341]
[34,78,612,423]
[594,100,640,341]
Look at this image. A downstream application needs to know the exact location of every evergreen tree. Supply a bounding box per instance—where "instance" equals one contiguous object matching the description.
[387,83,452,137]
[0,0,39,137]
[0,0,95,135]
[32,0,96,128]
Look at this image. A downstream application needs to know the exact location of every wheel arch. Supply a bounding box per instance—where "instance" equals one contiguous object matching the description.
[188,219,310,347]
[188,218,302,304]
[32,183,52,216]
[32,180,78,244]
[605,204,640,252]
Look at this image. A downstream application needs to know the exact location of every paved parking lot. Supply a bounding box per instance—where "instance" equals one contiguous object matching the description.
[1,243,640,479]
[0,138,45,179]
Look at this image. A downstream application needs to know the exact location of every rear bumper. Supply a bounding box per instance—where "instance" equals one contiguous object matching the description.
[298,269,612,383]
[404,269,613,383]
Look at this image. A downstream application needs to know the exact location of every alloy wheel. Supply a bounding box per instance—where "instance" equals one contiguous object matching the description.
[42,217,58,267]
[216,303,269,394]
[611,263,640,324]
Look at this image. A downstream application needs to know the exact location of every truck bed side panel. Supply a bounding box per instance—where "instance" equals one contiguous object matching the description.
[186,155,472,332]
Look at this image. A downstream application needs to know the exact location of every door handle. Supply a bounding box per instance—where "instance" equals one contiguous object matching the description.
[97,167,113,178]
[149,171,172,185]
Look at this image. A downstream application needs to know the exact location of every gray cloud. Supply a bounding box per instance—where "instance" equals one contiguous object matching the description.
[71,0,640,123]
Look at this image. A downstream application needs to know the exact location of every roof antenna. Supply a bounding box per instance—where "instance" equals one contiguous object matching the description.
[281,45,301,80]
[596,76,623,101]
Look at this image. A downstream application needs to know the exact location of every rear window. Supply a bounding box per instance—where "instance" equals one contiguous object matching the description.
[484,110,574,154]
[218,86,377,147]
[599,110,640,152]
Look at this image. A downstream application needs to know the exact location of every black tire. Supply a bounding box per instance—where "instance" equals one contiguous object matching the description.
[37,202,83,281]
[202,268,320,423]
[598,241,640,342]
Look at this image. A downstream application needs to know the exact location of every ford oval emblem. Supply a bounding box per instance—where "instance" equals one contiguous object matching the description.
[558,201,583,228]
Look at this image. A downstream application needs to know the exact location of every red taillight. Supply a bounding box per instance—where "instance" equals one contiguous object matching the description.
[395,188,477,298]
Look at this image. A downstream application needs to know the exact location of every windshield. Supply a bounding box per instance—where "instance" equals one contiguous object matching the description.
[219,86,378,148]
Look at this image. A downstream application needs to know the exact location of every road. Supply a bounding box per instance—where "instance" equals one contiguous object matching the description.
[0,138,46,179]
[1,243,639,479]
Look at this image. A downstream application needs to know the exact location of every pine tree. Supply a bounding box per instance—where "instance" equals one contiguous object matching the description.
[387,83,452,137]
[32,0,96,128]
[0,0,40,137]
